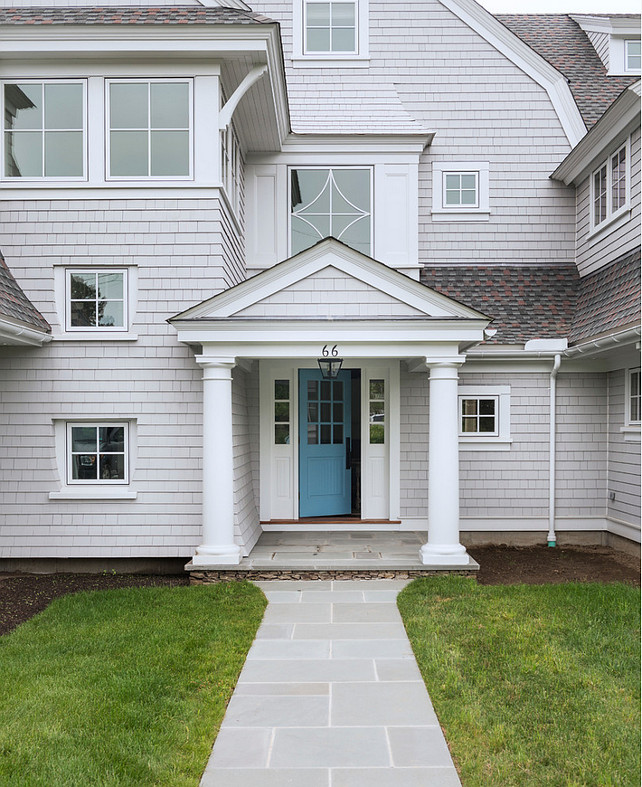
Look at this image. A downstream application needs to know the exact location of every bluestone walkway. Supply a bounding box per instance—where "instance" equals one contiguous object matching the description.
[200,579,462,786]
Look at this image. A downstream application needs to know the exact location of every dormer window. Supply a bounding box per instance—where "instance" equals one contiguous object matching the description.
[625,40,641,71]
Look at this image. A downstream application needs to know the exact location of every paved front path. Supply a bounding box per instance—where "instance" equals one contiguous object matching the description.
[201,579,461,786]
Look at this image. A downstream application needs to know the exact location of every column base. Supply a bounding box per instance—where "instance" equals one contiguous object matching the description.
[191,544,242,566]
[420,543,470,566]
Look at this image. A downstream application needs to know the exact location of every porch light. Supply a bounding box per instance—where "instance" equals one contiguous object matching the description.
[317,356,343,379]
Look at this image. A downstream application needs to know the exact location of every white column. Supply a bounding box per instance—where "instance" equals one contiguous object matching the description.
[420,362,470,566]
[192,357,241,566]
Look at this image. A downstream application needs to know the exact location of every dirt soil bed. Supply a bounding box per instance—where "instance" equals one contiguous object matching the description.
[1,545,639,636]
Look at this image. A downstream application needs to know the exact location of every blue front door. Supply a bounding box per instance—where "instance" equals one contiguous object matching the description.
[299,369,352,517]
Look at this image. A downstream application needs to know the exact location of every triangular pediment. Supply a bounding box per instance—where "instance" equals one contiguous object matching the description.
[171,239,488,322]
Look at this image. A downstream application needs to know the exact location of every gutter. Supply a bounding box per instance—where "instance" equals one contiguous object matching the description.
[548,354,562,547]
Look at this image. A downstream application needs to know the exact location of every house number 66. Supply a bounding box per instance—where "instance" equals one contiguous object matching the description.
[321,345,339,357]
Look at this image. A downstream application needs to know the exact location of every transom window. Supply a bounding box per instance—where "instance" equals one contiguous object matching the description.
[460,397,498,436]
[107,80,191,178]
[66,269,127,331]
[444,172,478,208]
[3,81,85,179]
[67,423,128,484]
[628,368,641,425]
[304,1,357,53]
[625,40,641,71]
[290,167,371,256]
[592,142,629,229]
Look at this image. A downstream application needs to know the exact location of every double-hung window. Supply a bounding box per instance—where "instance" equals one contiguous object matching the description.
[107,80,192,178]
[591,141,629,230]
[290,167,372,256]
[67,423,128,484]
[627,368,641,426]
[65,269,127,332]
[3,80,85,179]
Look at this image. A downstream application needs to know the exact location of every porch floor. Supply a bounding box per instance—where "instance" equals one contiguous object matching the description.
[187,531,479,573]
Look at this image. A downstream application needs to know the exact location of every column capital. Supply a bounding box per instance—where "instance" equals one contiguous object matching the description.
[196,356,236,379]
[424,359,464,380]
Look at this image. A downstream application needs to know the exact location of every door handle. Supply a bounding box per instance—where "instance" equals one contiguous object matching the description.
[345,437,352,470]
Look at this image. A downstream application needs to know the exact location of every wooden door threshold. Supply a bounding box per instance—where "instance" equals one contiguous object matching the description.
[261,518,402,525]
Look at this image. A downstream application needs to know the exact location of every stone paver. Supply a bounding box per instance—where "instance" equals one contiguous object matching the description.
[200,580,461,786]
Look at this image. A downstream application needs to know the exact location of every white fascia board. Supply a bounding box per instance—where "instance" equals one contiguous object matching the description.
[571,15,640,36]
[551,81,641,185]
[171,240,489,321]
[564,325,642,359]
[0,317,51,346]
[439,0,586,146]
[274,133,434,155]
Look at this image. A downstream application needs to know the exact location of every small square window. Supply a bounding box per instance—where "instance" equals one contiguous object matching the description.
[66,269,127,331]
[458,386,511,450]
[444,172,478,208]
[432,162,489,220]
[460,397,498,436]
[625,40,641,72]
[3,80,85,179]
[67,422,128,484]
[304,1,357,54]
[107,80,192,179]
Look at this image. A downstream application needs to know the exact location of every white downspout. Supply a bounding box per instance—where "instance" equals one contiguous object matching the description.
[548,354,562,547]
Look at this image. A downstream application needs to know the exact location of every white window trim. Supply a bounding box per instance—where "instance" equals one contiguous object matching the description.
[52,264,138,341]
[50,419,137,499]
[458,385,511,451]
[624,39,641,72]
[105,78,194,182]
[1,78,88,182]
[292,0,370,65]
[622,367,641,441]
[588,138,631,239]
[288,165,374,257]
[432,162,490,221]
[608,35,642,75]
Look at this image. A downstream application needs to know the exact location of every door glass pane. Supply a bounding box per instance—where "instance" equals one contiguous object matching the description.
[370,424,384,444]
[110,131,148,176]
[320,424,331,444]
[44,84,83,130]
[307,424,318,444]
[333,424,343,444]
[333,402,343,422]
[320,381,331,400]
[332,380,343,400]
[275,424,290,444]
[307,402,318,422]
[369,380,384,399]
[110,83,148,129]
[44,131,83,177]
[275,402,289,422]
[275,380,289,400]
[307,380,318,399]
[320,402,331,422]
[370,401,384,417]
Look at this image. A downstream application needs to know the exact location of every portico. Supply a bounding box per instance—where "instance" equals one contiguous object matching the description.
[170,239,489,569]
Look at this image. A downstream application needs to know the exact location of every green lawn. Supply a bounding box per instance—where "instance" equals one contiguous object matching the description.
[398,577,640,787]
[0,582,266,786]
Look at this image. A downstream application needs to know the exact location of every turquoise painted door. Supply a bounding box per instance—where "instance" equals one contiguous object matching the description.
[299,369,352,517]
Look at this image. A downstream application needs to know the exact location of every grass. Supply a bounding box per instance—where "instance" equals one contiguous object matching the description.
[397,577,640,787]
[0,582,266,786]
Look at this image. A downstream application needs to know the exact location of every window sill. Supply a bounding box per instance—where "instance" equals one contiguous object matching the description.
[53,332,138,342]
[291,56,370,68]
[49,488,137,500]
[431,210,490,222]
[459,438,512,452]
[620,425,641,442]
[587,208,631,241]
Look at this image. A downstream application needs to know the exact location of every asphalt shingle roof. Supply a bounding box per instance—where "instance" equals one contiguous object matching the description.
[421,265,579,345]
[568,249,641,345]
[496,14,639,128]
[0,7,275,26]
[0,253,50,333]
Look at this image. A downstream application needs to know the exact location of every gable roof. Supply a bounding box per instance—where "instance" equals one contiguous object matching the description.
[496,14,639,128]
[171,238,489,323]
[421,265,579,345]
[568,249,640,345]
[0,252,51,335]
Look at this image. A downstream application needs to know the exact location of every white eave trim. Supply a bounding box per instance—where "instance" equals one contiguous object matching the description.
[0,317,51,346]
[570,14,641,36]
[551,81,641,185]
[564,326,642,358]
[439,0,586,146]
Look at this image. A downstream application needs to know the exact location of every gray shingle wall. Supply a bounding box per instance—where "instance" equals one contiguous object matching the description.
[607,370,641,529]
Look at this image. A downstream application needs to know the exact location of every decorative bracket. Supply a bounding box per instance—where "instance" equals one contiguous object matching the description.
[218,64,268,131]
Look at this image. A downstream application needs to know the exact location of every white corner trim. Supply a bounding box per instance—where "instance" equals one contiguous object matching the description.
[439,0,586,146]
